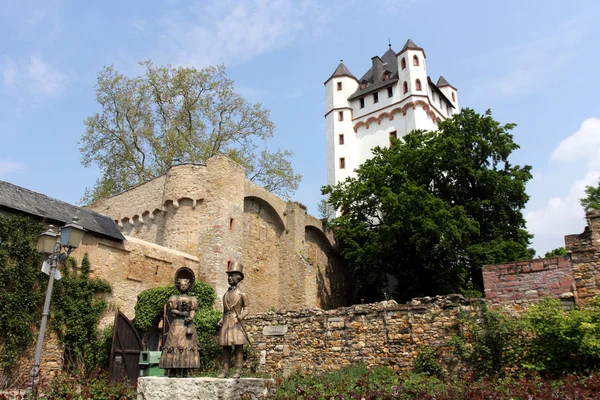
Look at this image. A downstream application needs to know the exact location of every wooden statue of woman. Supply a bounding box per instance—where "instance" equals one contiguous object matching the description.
[217,261,249,379]
[159,267,201,377]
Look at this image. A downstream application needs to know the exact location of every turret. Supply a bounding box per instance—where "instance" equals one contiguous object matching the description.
[324,61,359,189]
[397,39,428,98]
[436,75,459,110]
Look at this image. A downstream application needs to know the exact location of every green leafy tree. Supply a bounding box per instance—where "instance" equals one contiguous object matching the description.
[323,109,534,301]
[80,61,301,203]
[580,180,600,211]
[544,247,567,258]
[51,254,112,375]
[0,216,44,385]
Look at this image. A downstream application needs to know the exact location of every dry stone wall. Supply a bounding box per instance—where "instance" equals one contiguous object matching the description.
[244,295,475,375]
[566,210,600,305]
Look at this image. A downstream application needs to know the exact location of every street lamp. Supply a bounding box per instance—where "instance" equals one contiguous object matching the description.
[26,217,85,395]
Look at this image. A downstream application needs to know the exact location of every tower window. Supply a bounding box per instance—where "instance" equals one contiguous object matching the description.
[383,71,390,81]
[373,92,379,104]
[446,105,450,114]
[387,87,393,98]
[403,81,408,94]
[415,79,422,91]
[452,92,456,102]
[360,98,365,108]
[229,217,235,232]
[338,111,344,121]
[339,157,346,169]
[389,130,397,146]
[401,58,406,70]
[337,82,342,91]
[413,55,419,66]
[339,134,344,145]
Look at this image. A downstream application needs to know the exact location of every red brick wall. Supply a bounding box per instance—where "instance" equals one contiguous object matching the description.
[482,256,575,304]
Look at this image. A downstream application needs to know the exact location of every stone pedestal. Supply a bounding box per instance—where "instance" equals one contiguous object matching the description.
[137,377,276,400]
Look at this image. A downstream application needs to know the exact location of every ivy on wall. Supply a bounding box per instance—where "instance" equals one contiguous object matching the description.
[134,281,222,368]
[0,215,45,384]
[51,254,112,375]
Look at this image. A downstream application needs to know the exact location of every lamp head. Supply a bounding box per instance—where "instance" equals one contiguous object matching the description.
[36,225,58,255]
[60,217,85,249]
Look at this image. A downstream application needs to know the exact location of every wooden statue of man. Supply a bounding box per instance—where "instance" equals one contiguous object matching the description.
[217,261,249,379]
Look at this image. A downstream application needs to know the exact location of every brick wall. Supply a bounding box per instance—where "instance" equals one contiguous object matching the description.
[482,256,575,305]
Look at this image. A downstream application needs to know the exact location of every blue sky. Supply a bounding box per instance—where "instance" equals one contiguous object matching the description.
[1,0,599,256]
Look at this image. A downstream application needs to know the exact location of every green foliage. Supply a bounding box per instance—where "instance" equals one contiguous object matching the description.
[323,108,534,301]
[580,179,600,211]
[524,297,600,374]
[33,372,136,399]
[134,281,216,331]
[51,254,112,375]
[544,246,567,258]
[450,305,524,378]
[0,215,45,383]
[413,346,444,377]
[134,281,221,369]
[80,61,301,203]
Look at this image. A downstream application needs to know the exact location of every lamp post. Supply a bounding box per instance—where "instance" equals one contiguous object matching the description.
[26,218,85,395]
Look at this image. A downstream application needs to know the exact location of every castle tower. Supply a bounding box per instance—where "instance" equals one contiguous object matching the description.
[325,39,458,191]
[324,61,359,190]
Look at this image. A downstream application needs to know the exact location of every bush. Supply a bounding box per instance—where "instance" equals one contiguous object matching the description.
[413,346,444,377]
[36,371,135,400]
[524,297,600,374]
[134,281,221,370]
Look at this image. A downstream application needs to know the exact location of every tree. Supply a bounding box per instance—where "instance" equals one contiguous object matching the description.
[544,247,567,258]
[323,109,534,301]
[580,180,600,211]
[80,61,301,203]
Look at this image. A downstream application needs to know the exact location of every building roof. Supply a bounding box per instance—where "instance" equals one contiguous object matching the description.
[324,61,358,84]
[436,75,456,90]
[428,77,455,108]
[348,47,398,100]
[0,180,125,241]
[398,38,425,57]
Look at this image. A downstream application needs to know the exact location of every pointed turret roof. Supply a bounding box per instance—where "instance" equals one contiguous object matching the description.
[347,46,399,100]
[436,75,457,90]
[324,61,358,85]
[397,38,426,57]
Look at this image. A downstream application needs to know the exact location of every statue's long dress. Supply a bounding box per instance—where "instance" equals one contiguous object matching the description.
[218,287,249,346]
[159,295,201,369]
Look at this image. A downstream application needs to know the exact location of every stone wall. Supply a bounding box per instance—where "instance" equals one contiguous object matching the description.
[482,256,575,305]
[565,210,600,305]
[88,155,351,312]
[243,295,475,375]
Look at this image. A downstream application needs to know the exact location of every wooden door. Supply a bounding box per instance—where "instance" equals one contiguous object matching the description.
[109,311,142,383]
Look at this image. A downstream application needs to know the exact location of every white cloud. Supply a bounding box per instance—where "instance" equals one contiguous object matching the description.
[26,56,67,97]
[551,117,600,168]
[156,0,328,67]
[526,118,600,255]
[0,55,68,98]
[0,159,26,177]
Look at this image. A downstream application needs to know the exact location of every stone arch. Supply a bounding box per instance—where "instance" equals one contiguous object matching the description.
[243,196,285,232]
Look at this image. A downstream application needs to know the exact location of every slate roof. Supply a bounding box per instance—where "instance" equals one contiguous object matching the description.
[0,180,125,241]
[436,75,456,90]
[400,38,422,52]
[325,61,357,84]
[348,47,398,100]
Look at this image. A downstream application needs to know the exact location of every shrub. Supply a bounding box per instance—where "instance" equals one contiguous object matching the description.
[413,346,444,377]
[134,281,221,370]
[524,297,600,374]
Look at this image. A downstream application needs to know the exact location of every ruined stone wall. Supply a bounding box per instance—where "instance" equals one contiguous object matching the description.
[566,210,600,305]
[482,256,575,305]
[244,295,474,375]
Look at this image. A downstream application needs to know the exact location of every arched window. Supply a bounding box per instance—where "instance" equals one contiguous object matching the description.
[452,92,456,102]
[415,79,422,91]
[413,55,419,66]
[403,81,408,94]
[401,58,406,70]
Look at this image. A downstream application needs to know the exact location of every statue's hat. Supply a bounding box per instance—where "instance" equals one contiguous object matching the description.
[174,266,195,288]
[226,261,244,279]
